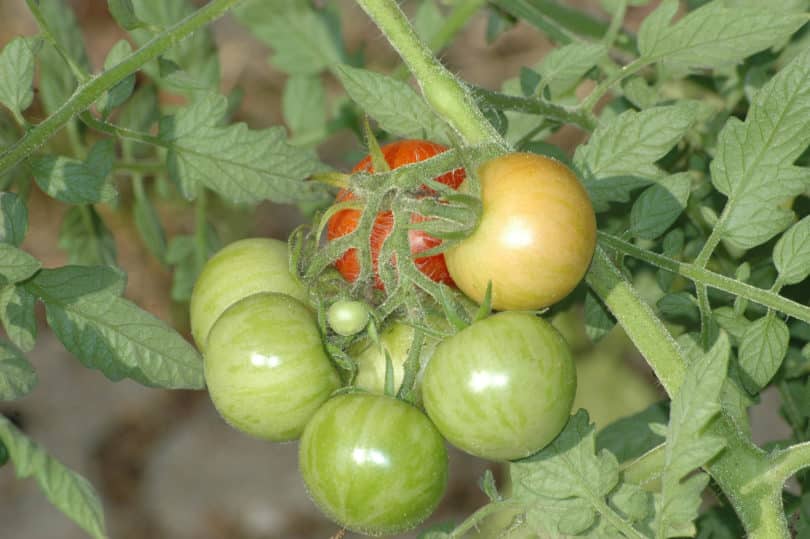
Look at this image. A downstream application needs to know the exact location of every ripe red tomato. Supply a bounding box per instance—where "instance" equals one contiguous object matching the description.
[326,140,465,288]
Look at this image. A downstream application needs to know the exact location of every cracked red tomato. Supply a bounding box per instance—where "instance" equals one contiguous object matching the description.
[326,140,465,288]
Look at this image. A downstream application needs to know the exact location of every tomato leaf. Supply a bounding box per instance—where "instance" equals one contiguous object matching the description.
[0,115,26,190]
[107,0,143,31]
[282,75,328,147]
[128,0,219,93]
[35,0,91,115]
[165,226,220,303]
[738,313,790,394]
[0,415,107,539]
[710,47,810,250]
[0,339,36,400]
[638,0,807,69]
[96,40,135,118]
[118,84,160,158]
[584,290,614,342]
[0,191,28,247]
[159,93,327,204]
[58,206,118,268]
[596,401,668,463]
[653,333,730,538]
[774,215,810,286]
[132,183,168,266]
[0,37,36,120]
[413,0,445,45]
[0,285,37,352]
[511,410,652,536]
[24,266,203,389]
[630,173,691,240]
[536,42,606,98]
[233,0,344,75]
[573,102,698,211]
[32,140,117,205]
[0,244,40,286]
[335,65,449,144]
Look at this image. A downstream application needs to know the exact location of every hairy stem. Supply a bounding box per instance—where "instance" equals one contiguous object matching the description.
[597,232,810,324]
[392,0,487,80]
[355,0,506,147]
[581,57,647,111]
[769,442,810,485]
[0,0,242,175]
[602,0,628,49]
[471,87,597,131]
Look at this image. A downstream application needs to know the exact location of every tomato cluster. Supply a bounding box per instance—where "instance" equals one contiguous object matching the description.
[188,140,595,535]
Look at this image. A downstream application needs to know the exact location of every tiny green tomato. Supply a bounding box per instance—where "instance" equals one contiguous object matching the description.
[327,299,370,336]
[204,292,340,441]
[299,393,448,535]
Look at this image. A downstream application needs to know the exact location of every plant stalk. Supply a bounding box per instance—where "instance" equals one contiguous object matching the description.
[355,0,506,148]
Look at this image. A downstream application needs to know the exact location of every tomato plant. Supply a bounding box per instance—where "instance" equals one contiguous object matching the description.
[204,292,340,441]
[190,238,307,352]
[446,152,597,311]
[326,139,465,288]
[422,311,576,461]
[2,1,810,539]
[299,392,447,535]
[327,299,370,336]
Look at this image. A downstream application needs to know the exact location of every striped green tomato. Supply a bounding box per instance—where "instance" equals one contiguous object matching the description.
[299,393,448,535]
[190,238,307,352]
[422,311,576,461]
[204,293,339,441]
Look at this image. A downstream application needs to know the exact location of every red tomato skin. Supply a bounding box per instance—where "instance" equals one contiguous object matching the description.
[326,140,464,288]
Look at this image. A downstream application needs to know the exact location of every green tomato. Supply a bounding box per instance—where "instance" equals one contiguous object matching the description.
[351,321,433,401]
[204,292,340,441]
[190,238,307,352]
[299,393,448,535]
[327,299,370,336]
[0,441,7,467]
[422,311,576,461]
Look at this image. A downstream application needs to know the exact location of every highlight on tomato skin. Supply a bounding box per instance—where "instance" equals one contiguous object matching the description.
[325,139,465,289]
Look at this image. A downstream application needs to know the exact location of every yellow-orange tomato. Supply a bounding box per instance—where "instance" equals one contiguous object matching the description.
[446,153,596,311]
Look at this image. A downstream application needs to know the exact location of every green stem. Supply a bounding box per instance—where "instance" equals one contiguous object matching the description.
[448,500,526,538]
[597,232,810,325]
[581,57,647,112]
[695,217,724,269]
[355,0,506,147]
[588,244,789,537]
[392,0,487,80]
[80,113,165,147]
[595,498,648,539]
[602,0,627,50]
[586,246,686,394]
[471,87,597,131]
[769,442,810,485]
[0,0,242,175]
